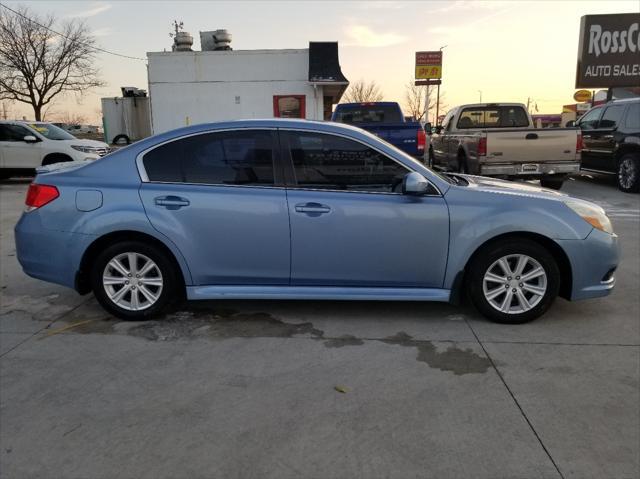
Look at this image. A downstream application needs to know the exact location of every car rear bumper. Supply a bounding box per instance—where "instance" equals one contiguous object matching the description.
[15,212,94,289]
[556,228,620,301]
[480,161,581,177]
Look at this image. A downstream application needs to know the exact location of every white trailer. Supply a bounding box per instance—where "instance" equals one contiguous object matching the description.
[101,95,152,145]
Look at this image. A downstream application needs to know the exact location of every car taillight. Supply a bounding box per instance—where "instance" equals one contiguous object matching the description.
[576,132,583,155]
[478,137,487,156]
[25,184,59,211]
[417,128,426,151]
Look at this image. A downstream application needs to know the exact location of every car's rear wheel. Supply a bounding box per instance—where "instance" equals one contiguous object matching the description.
[42,154,73,166]
[91,241,178,320]
[467,238,560,324]
[617,154,640,193]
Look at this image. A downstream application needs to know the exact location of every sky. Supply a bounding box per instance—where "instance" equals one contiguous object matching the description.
[3,0,638,123]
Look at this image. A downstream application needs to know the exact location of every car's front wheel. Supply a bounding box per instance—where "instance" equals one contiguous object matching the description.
[91,241,178,320]
[467,238,560,324]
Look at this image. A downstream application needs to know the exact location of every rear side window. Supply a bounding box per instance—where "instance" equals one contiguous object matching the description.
[283,131,410,193]
[624,103,640,129]
[599,105,626,129]
[456,106,529,129]
[143,130,276,185]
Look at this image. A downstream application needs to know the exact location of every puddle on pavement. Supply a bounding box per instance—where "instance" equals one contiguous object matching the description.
[55,309,490,375]
[381,331,491,375]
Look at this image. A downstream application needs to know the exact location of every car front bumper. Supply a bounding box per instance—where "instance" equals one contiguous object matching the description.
[556,227,620,301]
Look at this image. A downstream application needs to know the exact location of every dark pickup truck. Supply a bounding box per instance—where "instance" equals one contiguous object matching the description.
[331,102,426,161]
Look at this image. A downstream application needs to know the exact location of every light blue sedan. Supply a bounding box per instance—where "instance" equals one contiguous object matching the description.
[15,120,619,323]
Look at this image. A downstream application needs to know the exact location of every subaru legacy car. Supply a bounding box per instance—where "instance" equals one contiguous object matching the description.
[15,119,619,324]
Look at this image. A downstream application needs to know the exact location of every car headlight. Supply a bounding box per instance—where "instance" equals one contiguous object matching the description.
[564,199,614,235]
[71,145,95,153]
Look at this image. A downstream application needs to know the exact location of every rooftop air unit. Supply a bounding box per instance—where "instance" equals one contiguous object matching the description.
[200,29,232,51]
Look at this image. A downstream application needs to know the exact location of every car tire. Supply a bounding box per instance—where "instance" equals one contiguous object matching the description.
[617,154,640,193]
[540,175,565,190]
[90,241,179,320]
[42,154,73,166]
[467,238,560,324]
[112,134,130,146]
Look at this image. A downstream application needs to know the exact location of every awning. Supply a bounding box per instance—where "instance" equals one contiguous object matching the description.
[308,42,349,103]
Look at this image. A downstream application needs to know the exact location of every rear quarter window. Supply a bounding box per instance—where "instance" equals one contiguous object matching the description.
[623,103,640,129]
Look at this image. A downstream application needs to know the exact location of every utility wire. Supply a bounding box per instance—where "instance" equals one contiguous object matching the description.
[0,2,146,61]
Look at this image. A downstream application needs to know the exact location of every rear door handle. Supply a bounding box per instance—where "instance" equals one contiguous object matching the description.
[525,133,538,140]
[155,195,190,209]
[295,202,331,214]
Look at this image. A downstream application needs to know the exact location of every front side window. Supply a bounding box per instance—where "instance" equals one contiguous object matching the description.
[143,130,276,186]
[577,107,603,130]
[599,105,626,129]
[26,123,75,140]
[456,106,529,129]
[441,110,455,131]
[0,124,32,141]
[284,131,410,193]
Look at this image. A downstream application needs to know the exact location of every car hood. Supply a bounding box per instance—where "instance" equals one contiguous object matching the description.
[454,174,568,201]
[58,139,109,148]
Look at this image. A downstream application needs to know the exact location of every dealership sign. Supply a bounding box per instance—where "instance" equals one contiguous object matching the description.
[415,51,442,80]
[576,13,640,88]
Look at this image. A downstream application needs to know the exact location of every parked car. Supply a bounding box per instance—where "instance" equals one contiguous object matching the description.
[15,120,618,324]
[65,124,100,135]
[430,103,582,190]
[574,98,640,193]
[331,102,426,161]
[0,121,111,179]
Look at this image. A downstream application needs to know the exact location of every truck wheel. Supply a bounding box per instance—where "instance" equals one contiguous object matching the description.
[617,154,640,193]
[457,152,468,173]
[467,238,560,324]
[112,134,130,146]
[540,175,565,190]
[42,154,73,166]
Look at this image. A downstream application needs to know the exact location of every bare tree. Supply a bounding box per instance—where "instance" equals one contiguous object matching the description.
[403,78,447,123]
[342,80,384,103]
[0,5,104,121]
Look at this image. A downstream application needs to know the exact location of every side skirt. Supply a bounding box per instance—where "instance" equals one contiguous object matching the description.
[186,286,451,302]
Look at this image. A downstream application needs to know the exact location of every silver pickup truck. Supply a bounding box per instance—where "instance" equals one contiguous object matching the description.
[429,103,581,189]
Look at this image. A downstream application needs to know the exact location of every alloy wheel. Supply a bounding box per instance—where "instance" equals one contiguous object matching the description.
[482,254,547,314]
[618,158,637,190]
[102,252,163,311]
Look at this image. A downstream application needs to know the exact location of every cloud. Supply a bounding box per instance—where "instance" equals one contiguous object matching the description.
[358,1,406,9]
[344,25,407,47]
[92,27,114,37]
[66,3,112,19]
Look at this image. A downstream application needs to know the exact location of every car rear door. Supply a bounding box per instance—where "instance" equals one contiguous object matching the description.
[138,129,291,286]
[280,129,449,288]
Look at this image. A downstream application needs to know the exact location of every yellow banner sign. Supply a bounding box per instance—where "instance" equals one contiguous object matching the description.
[415,65,442,80]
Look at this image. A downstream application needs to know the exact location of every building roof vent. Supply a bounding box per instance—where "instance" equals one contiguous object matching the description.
[200,30,232,51]
[170,20,193,52]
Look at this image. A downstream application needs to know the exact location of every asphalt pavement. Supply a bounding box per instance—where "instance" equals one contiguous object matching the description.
[1,174,638,479]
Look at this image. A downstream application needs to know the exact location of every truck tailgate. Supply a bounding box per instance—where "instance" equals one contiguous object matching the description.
[485,128,578,164]
[357,123,421,155]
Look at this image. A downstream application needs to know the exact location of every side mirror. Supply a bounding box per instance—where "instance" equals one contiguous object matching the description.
[23,135,38,143]
[402,172,430,196]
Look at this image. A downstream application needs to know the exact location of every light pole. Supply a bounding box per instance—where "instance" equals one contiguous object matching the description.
[435,45,447,126]
[478,90,482,103]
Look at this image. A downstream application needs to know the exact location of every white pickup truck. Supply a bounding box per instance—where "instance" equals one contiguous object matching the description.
[429,103,582,189]
[0,121,111,179]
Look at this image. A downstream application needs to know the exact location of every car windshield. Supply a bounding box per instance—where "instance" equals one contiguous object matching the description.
[26,122,76,140]
[334,105,403,124]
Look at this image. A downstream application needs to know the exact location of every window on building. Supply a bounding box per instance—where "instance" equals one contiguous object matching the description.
[283,131,411,193]
[273,95,306,118]
[143,130,276,185]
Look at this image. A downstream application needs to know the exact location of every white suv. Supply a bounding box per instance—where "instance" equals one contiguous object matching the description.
[0,121,111,179]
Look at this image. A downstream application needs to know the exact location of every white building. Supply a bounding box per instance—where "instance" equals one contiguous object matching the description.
[147,39,349,134]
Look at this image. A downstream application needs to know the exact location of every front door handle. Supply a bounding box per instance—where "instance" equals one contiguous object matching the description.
[155,195,190,210]
[295,202,331,214]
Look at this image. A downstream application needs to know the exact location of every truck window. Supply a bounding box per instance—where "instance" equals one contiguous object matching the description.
[624,103,640,129]
[599,105,626,129]
[334,105,402,124]
[577,107,603,130]
[456,106,529,129]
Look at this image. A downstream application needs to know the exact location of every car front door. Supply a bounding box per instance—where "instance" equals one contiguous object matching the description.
[0,124,41,169]
[138,129,291,285]
[281,130,449,288]
[587,104,627,172]
[577,106,605,170]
